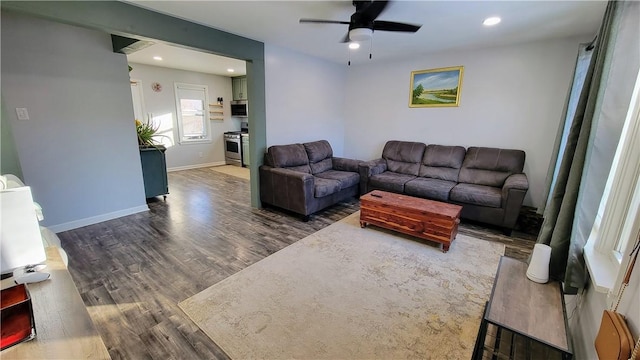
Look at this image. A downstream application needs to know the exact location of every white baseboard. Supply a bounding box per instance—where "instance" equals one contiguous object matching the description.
[48,205,150,233]
[167,161,225,172]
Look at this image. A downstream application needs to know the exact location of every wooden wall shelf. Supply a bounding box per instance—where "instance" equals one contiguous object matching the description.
[209,103,224,120]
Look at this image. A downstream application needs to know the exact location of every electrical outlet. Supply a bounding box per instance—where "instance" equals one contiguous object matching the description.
[16,108,29,121]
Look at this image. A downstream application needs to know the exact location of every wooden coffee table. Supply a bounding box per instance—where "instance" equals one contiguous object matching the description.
[359,190,462,252]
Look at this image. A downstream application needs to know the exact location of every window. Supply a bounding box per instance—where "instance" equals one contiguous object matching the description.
[584,70,640,302]
[175,83,210,144]
[130,79,146,122]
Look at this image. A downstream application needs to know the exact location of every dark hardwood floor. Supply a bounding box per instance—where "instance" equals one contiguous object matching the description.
[58,167,537,359]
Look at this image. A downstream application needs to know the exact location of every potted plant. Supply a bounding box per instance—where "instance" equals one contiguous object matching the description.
[135,119,164,149]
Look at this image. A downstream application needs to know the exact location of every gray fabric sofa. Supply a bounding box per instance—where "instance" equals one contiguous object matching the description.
[259,140,361,220]
[359,140,529,232]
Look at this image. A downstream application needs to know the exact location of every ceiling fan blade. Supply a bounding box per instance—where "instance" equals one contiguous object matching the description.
[300,19,350,25]
[373,20,421,32]
[359,1,389,21]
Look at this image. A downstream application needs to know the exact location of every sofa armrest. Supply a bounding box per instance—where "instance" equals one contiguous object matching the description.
[501,173,529,230]
[259,165,315,215]
[503,173,529,191]
[332,157,361,172]
[359,158,387,177]
[358,159,387,195]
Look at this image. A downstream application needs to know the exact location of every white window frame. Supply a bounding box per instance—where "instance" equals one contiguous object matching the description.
[584,69,640,302]
[174,82,211,144]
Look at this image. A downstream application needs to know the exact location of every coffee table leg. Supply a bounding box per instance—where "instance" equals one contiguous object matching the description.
[360,221,367,228]
[442,243,450,253]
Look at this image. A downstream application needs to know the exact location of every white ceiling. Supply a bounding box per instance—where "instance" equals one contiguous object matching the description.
[125,1,606,72]
[126,43,247,76]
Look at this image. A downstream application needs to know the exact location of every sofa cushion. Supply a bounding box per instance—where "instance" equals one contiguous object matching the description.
[315,170,360,190]
[304,140,334,174]
[458,147,525,187]
[310,158,333,174]
[419,145,466,182]
[405,178,457,202]
[382,141,426,176]
[450,183,502,208]
[369,171,416,193]
[304,140,333,162]
[268,143,311,173]
[314,177,341,198]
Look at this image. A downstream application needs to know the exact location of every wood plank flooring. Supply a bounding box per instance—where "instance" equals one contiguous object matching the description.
[58,167,537,359]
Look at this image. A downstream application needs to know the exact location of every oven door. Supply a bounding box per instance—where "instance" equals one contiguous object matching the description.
[225,137,241,161]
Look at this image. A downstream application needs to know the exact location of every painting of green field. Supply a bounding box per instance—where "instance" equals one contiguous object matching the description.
[409,66,463,107]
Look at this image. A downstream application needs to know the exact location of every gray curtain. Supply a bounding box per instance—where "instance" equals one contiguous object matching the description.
[540,44,593,216]
[536,1,617,294]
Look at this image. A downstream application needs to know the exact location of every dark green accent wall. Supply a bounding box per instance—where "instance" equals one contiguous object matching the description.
[1,1,266,206]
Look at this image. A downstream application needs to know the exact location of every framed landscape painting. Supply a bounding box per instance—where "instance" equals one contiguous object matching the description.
[409,66,464,108]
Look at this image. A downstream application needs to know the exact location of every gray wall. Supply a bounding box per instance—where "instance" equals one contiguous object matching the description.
[342,36,588,209]
[128,63,242,170]
[1,99,24,179]
[264,44,347,155]
[1,11,148,231]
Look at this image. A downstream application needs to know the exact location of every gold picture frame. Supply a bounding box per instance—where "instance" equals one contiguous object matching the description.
[409,66,464,108]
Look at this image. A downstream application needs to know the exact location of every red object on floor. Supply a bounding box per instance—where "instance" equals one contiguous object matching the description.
[1,284,36,350]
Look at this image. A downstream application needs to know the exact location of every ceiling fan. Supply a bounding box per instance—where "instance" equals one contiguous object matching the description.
[299,0,422,43]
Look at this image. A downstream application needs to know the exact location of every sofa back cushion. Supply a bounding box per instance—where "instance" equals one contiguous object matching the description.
[266,143,311,173]
[382,141,426,176]
[304,140,333,174]
[458,147,525,187]
[419,145,466,182]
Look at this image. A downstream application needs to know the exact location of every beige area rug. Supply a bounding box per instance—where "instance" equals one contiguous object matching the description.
[179,212,504,359]
[210,165,250,180]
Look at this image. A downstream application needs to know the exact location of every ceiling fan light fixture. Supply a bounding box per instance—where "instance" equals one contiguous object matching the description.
[348,42,360,50]
[349,28,373,42]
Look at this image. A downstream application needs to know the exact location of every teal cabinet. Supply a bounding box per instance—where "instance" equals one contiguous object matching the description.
[139,146,168,199]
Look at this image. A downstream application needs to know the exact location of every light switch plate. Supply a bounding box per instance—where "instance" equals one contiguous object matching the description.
[16,108,29,121]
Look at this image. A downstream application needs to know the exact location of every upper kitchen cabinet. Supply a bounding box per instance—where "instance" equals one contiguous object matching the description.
[232,76,247,100]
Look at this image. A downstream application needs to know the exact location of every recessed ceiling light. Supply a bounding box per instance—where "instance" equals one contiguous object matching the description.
[227,68,235,73]
[348,42,360,50]
[483,17,501,26]
[153,56,163,61]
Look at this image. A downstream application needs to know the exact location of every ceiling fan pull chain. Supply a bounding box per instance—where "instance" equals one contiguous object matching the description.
[369,36,373,60]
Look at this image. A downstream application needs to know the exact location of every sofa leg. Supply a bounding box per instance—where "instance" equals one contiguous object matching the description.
[502,228,513,236]
[302,215,311,222]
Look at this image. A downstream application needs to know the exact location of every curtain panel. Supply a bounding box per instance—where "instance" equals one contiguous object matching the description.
[536,1,618,294]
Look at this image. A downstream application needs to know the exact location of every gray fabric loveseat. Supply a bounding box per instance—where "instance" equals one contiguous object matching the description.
[359,140,529,233]
[259,140,361,220]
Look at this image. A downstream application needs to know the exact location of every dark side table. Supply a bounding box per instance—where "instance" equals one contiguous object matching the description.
[473,256,572,359]
[139,146,168,199]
